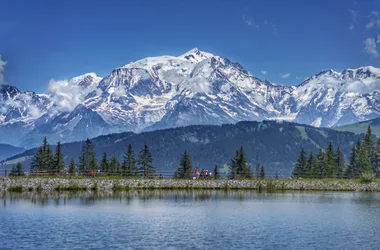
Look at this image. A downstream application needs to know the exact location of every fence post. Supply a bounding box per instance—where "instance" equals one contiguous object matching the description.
[5,168,8,177]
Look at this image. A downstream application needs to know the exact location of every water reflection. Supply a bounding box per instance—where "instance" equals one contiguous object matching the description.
[2,190,380,208]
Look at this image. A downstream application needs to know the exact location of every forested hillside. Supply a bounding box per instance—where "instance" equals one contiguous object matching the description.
[2,121,360,177]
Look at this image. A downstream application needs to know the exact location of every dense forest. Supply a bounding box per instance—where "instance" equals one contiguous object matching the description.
[3,121,361,177]
[8,126,379,180]
[293,127,380,180]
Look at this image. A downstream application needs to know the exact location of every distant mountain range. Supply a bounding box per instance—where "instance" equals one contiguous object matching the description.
[0,48,379,147]
[2,121,360,177]
[334,117,380,138]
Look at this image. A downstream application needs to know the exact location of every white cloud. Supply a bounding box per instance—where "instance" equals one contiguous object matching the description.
[264,20,268,25]
[48,78,98,112]
[364,37,379,58]
[348,9,357,23]
[242,14,252,26]
[296,76,302,80]
[242,14,259,28]
[0,55,7,84]
[343,79,380,94]
[281,73,291,79]
[111,86,127,97]
[366,12,380,30]
[348,24,355,31]
[261,70,267,75]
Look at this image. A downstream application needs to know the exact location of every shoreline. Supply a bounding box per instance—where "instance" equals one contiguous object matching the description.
[1,177,380,193]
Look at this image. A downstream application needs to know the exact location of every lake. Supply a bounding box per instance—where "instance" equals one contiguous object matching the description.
[1,190,380,249]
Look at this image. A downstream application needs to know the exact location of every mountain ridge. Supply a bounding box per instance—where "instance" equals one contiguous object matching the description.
[0,48,379,147]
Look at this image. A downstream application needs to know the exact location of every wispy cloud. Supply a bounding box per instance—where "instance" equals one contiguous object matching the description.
[364,37,379,58]
[366,11,380,30]
[281,73,291,79]
[272,25,278,34]
[0,55,7,84]
[296,76,302,80]
[264,20,268,25]
[347,8,358,31]
[364,11,380,59]
[261,70,267,75]
[242,14,260,28]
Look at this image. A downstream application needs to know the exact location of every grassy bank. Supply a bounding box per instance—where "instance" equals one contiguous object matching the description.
[2,177,380,193]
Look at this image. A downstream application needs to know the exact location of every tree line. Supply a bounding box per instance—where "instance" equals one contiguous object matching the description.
[29,137,156,178]
[292,127,380,179]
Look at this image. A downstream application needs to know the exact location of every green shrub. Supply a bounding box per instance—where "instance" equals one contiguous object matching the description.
[360,171,375,183]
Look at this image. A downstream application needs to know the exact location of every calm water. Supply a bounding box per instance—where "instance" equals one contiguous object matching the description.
[1,190,380,249]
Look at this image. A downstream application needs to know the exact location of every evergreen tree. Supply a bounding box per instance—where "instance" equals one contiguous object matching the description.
[172,168,179,179]
[229,150,239,179]
[292,148,307,178]
[316,149,328,178]
[374,139,380,177]
[78,138,98,174]
[138,144,155,178]
[100,152,110,173]
[68,158,76,176]
[110,156,121,175]
[16,162,25,176]
[306,152,317,178]
[346,143,359,178]
[9,166,17,177]
[214,165,220,179]
[259,165,265,179]
[54,142,65,174]
[122,144,138,176]
[30,137,54,172]
[178,151,193,179]
[326,142,337,177]
[31,147,44,172]
[363,126,376,173]
[335,146,345,178]
[255,163,261,179]
[358,139,372,175]
[229,147,252,179]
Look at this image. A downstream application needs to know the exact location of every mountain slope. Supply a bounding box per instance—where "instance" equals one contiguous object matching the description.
[2,121,360,177]
[0,49,379,147]
[0,144,25,161]
[333,117,380,138]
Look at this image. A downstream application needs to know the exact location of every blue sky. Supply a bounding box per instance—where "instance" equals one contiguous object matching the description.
[1,0,380,93]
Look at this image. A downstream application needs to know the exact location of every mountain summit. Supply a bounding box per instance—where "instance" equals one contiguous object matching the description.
[0,49,379,147]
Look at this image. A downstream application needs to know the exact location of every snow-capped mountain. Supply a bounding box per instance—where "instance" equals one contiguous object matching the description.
[1,49,379,147]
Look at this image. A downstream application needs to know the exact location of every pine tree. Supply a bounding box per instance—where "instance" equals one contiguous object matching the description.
[316,149,328,178]
[326,142,337,177]
[100,152,110,173]
[68,158,76,176]
[229,150,239,179]
[30,137,55,172]
[335,146,345,178]
[54,142,65,174]
[259,165,265,179]
[214,165,220,179]
[363,126,376,173]
[229,147,252,179]
[138,144,154,178]
[374,139,380,177]
[15,162,25,176]
[78,138,98,174]
[31,147,44,172]
[346,143,359,178]
[306,152,317,178]
[110,156,121,175]
[122,144,138,176]
[292,148,307,178]
[177,151,192,179]
[358,139,372,175]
